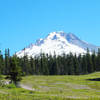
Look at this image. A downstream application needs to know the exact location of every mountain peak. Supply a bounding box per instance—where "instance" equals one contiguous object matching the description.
[47,31,65,36]
[46,31,67,40]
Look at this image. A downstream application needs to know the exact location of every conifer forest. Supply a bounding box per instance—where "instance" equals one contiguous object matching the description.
[0,48,100,76]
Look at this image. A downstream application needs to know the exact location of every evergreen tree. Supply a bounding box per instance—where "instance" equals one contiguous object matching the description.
[0,50,4,74]
[67,53,74,75]
[63,54,68,75]
[77,54,83,74]
[73,54,79,75]
[7,56,22,86]
[81,55,88,74]
[96,48,100,71]
[23,55,30,75]
[48,54,54,75]
[4,49,10,75]
[29,57,35,75]
[52,53,58,75]
[86,48,93,73]
[91,51,96,72]
[42,53,49,75]
[34,56,40,75]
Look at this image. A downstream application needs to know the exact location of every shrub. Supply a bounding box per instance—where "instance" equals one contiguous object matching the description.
[6,83,16,89]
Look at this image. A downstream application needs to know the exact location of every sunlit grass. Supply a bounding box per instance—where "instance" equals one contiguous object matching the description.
[1,72,100,100]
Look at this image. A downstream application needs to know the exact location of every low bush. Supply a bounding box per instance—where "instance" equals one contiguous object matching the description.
[5,83,16,89]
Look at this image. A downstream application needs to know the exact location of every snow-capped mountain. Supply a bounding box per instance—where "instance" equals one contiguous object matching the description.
[16,31,99,57]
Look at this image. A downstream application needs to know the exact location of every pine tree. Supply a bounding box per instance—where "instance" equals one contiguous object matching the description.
[42,53,49,75]
[34,56,40,75]
[4,49,10,75]
[7,56,22,86]
[48,53,58,75]
[0,50,4,74]
[77,54,83,74]
[63,54,69,75]
[73,54,79,75]
[96,48,100,71]
[29,57,35,75]
[67,53,74,75]
[86,48,93,73]
[23,55,30,75]
[91,51,96,72]
[52,53,58,75]
[48,54,54,75]
[81,55,88,74]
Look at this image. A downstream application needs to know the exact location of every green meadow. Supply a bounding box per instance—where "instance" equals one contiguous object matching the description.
[1,72,100,100]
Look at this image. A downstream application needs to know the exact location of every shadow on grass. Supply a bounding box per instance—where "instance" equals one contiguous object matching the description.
[87,78,100,81]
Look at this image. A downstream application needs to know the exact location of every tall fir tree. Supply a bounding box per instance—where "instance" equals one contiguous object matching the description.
[81,55,88,74]
[91,51,96,72]
[4,49,10,75]
[96,48,100,71]
[73,54,80,75]
[29,57,36,75]
[7,56,22,86]
[0,50,4,74]
[67,53,74,75]
[86,48,94,73]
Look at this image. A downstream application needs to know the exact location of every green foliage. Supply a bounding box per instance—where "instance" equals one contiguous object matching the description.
[86,48,94,73]
[5,83,16,89]
[0,48,100,76]
[4,49,10,75]
[0,75,3,86]
[6,55,22,86]
[0,50,4,75]
[81,55,87,74]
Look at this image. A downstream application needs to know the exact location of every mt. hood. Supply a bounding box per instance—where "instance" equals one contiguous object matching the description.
[17,31,99,57]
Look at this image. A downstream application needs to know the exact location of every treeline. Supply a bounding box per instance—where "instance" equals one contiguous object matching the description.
[0,48,100,75]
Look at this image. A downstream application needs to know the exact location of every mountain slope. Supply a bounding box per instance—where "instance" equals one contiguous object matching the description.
[66,33,98,52]
[16,31,98,57]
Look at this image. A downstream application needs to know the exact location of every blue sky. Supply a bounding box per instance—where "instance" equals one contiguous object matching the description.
[0,0,100,55]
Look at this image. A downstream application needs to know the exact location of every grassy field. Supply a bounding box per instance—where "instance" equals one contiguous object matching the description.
[1,72,100,100]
